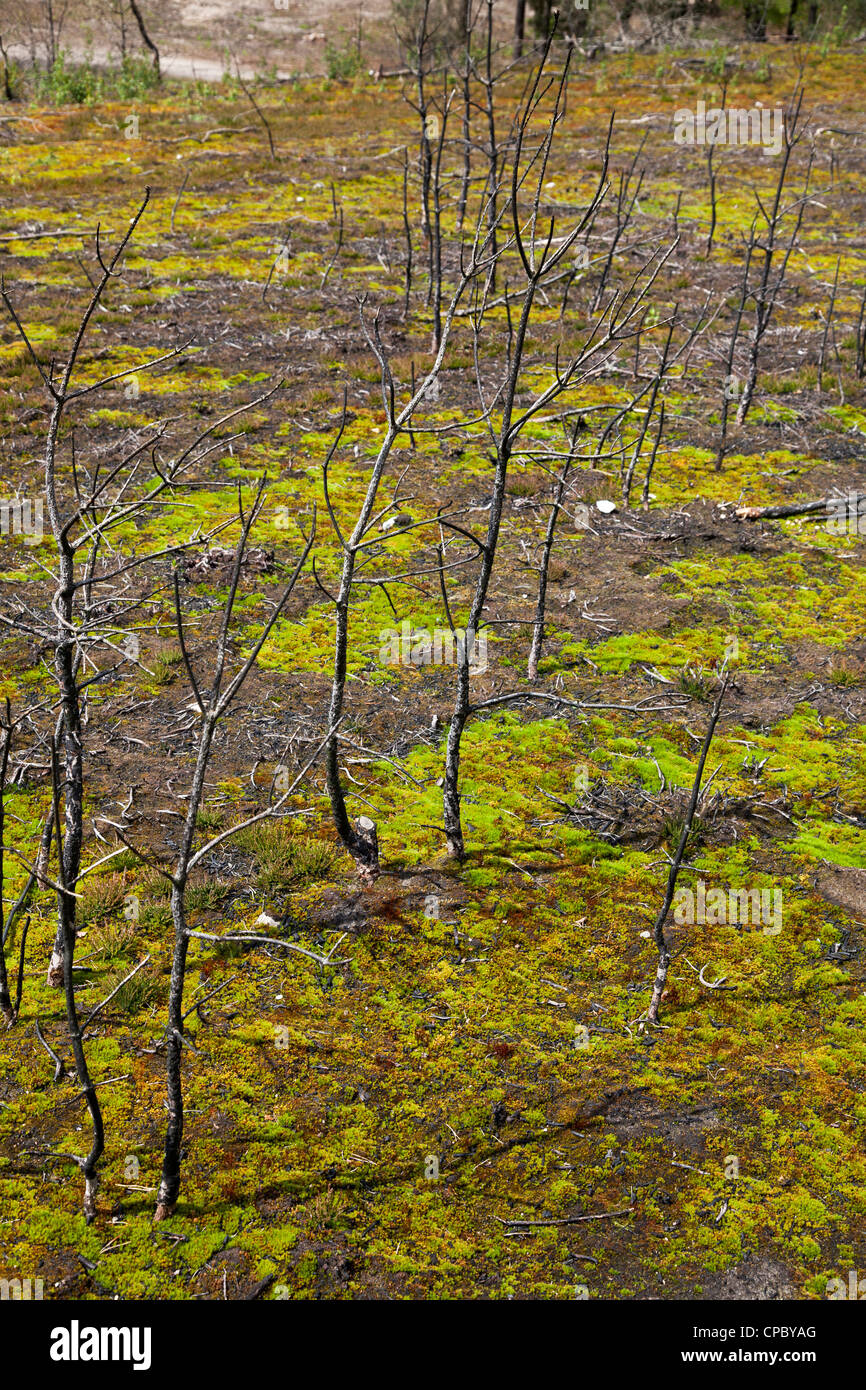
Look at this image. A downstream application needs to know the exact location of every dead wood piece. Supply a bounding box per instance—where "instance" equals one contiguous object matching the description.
[735,494,864,523]
[353,816,380,883]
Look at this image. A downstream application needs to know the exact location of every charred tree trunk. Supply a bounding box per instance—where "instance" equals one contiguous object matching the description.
[514,0,526,56]
[129,0,160,77]
[528,459,572,682]
[646,674,728,1025]
[0,712,14,1024]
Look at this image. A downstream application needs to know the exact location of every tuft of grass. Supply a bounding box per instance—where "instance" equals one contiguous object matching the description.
[104,849,141,873]
[186,879,232,912]
[308,1185,350,1231]
[661,812,706,853]
[138,868,172,901]
[827,658,860,688]
[235,820,336,893]
[196,804,226,834]
[79,872,129,927]
[90,919,137,963]
[111,968,163,1014]
[508,470,545,498]
[209,938,252,960]
[151,650,184,686]
[678,664,712,700]
[140,902,173,931]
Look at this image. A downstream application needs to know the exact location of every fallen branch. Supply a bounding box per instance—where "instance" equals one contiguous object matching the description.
[0,229,114,244]
[184,931,346,967]
[735,494,864,522]
[497,1207,635,1229]
[683,956,734,992]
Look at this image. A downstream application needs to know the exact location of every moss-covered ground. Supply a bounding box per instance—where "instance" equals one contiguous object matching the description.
[0,44,864,1299]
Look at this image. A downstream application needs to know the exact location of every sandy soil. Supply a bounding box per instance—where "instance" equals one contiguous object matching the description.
[6,0,515,79]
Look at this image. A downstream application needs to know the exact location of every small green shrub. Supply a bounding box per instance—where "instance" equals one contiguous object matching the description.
[32,52,160,106]
[324,37,363,81]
